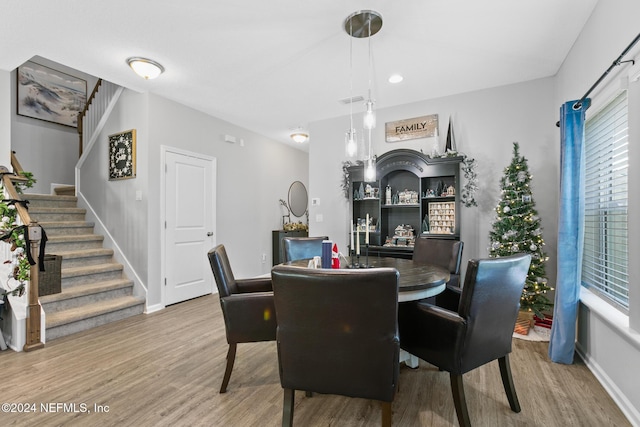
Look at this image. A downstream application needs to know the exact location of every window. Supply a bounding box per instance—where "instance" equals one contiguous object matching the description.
[582,90,629,311]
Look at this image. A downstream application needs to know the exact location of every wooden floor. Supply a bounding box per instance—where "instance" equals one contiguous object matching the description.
[0,294,630,427]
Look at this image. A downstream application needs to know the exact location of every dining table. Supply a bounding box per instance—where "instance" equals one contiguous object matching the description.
[285,256,450,302]
[282,256,451,368]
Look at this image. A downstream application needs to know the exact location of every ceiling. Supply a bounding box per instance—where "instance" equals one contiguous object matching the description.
[2,1,599,152]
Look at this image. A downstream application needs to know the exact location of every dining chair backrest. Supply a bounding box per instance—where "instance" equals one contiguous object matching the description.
[457,253,531,372]
[412,237,463,274]
[282,236,328,263]
[208,244,239,297]
[271,265,400,402]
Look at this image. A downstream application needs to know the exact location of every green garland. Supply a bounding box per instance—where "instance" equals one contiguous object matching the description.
[0,194,29,298]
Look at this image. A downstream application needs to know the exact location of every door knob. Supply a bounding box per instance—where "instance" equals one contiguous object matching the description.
[207,232,214,236]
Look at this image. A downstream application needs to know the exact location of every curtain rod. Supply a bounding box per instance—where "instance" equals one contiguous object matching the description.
[556,32,640,126]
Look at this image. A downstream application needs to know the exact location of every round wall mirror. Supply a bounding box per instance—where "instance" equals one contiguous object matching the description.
[288,181,308,217]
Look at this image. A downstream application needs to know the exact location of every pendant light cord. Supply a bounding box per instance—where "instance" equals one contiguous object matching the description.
[367,16,373,159]
[349,19,354,132]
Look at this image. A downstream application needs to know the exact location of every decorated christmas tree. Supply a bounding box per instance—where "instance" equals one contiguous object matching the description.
[489,142,553,317]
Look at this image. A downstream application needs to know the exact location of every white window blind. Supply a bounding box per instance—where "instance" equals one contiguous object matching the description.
[582,90,629,311]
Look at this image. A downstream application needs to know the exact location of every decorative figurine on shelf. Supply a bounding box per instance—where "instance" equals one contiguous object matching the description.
[358,182,365,199]
[365,183,373,198]
[435,180,444,197]
[385,185,392,205]
[392,191,399,205]
[422,214,430,233]
[447,185,455,196]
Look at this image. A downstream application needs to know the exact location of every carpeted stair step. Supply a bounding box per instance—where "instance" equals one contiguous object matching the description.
[28,207,87,222]
[37,221,96,236]
[44,295,145,341]
[53,186,76,196]
[62,263,124,287]
[53,248,115,268]
[40,279,135,313]
[23,193,78,208]
[46,234,105,252]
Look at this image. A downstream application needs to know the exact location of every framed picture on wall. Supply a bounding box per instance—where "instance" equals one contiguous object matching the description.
[16,60,87,128]
[108,129,137,180]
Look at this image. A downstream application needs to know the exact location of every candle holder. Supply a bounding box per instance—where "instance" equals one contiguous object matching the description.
[365,243,370,268]
[349,247,358,268]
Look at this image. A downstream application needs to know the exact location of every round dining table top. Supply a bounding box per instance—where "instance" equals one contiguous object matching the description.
[284,256,450,302]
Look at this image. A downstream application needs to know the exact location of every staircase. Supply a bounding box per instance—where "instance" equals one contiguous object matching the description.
[26,193,145,341]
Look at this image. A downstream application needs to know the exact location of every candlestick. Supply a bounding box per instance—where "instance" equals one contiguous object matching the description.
[350,221,354,255]
[356,224,360,255]
[365,214,370,245]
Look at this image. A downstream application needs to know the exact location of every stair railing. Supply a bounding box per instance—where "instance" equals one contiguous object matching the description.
[1,153,44,351]
[77,79,122,158]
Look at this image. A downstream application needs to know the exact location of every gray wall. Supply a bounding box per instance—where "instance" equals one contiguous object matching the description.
[554,0,640,423]
[79,90,150,287]
[11,56,99,193]
[308,77,557,284]
[79,90,309,309]
[0,70,10,167]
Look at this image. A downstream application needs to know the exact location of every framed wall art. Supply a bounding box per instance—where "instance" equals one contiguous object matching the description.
[108,129,137,180]
[16,60,87,128]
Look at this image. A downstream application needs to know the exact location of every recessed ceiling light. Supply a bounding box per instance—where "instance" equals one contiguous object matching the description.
[388,74,403,84]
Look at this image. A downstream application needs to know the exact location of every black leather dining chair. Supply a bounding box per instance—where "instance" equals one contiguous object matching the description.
[412,237,463,308]
[207,244,277,393]
[282,236,328,263]
[271,265,400,427]
[398,253,531,427]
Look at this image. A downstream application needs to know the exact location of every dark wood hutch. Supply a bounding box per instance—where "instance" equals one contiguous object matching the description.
[348,149,463,259]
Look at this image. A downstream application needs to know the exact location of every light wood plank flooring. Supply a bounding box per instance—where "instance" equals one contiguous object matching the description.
[0,294,630,426]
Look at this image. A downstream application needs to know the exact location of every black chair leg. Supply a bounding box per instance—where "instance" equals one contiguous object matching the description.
[219,343,237,393]
[450,373,471,427]
[283,388,295,427]
[499,354,521,413]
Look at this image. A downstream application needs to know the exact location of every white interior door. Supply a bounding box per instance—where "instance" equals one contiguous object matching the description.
[164,149,216,305]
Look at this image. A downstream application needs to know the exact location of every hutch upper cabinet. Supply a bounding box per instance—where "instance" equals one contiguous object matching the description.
[348,149,462,259]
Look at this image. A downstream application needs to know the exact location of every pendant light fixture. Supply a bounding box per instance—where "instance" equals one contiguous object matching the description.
[344,10,382,181]
[363,15,376,131]
[344,16,357,158]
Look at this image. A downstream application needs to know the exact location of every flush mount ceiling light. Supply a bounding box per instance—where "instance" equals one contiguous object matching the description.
[290,131,309,143]
[126,57,165,80]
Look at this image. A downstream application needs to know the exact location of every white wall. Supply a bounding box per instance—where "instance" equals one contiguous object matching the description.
[308,77,557,283]
[11,56,99,193]
[555,0,640,424]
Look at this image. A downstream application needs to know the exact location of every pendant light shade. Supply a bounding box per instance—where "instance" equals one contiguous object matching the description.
[363,99,376,130]
[364,156,377,182]
[345,128,357,157]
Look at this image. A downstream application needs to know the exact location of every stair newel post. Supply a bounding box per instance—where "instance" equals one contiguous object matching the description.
[24,222,44,352]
